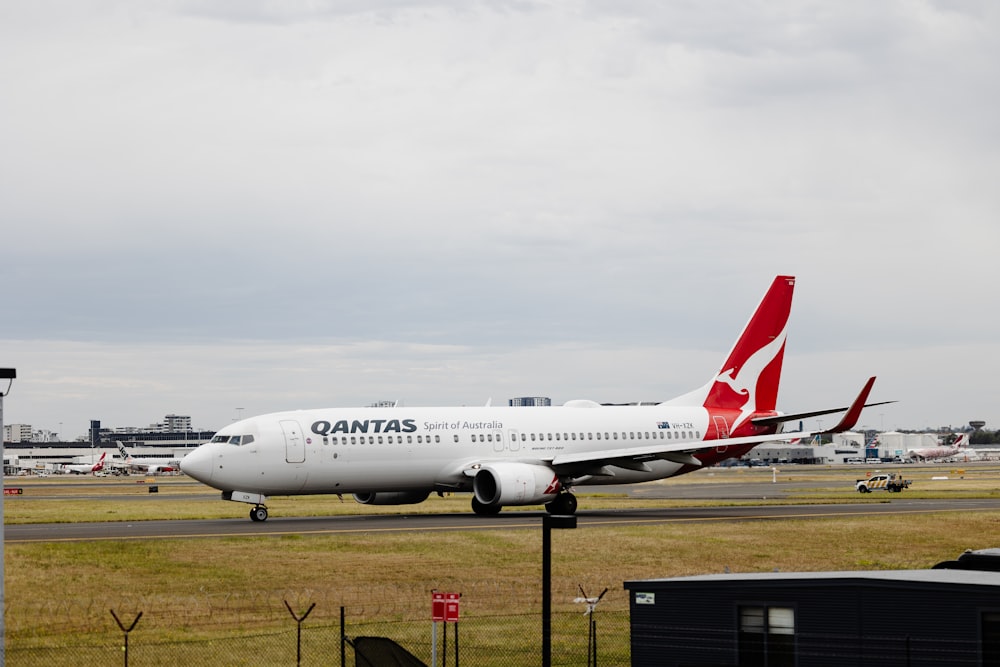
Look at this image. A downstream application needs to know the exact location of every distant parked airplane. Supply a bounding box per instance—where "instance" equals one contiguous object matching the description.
[181,275,893,521]
[907,433,972,462]
[65,451,107,475]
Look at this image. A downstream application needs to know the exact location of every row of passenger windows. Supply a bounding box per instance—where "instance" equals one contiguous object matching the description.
[322,434,442,446]
[318,430,700,446]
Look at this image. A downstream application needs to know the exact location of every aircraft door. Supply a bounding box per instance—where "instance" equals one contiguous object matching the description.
[281,420,306,463]
[713,416,730,453]
[508,429,521,452]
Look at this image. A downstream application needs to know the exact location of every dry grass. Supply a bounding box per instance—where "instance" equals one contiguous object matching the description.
[8,508,1000,639]
[6,464,1000,661]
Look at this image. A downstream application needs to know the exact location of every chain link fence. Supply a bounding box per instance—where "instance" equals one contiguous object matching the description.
[7,603,632,666]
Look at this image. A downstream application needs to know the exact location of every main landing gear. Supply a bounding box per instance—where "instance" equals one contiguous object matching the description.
[250,506,268,522]
[470,492,578,516]
[545,493,578,515]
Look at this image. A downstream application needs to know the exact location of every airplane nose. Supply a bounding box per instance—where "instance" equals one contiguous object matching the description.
[180,445,215,484]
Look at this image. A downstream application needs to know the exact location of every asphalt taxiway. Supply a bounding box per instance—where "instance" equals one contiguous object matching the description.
[7,498,1000,543]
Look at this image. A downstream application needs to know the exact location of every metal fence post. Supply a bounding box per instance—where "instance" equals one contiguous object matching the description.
[110,610,142,667]
[341,605,346,667]
[284,600,316,667]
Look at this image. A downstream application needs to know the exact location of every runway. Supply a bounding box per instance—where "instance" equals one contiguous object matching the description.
[7,498,1000,543]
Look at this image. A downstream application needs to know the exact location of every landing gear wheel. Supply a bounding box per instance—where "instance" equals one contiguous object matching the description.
[471,497,502,516]
[545,493,578,515]
[250,506,268,522]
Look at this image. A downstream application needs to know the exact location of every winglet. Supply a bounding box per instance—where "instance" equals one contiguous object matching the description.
[821,377,876,434]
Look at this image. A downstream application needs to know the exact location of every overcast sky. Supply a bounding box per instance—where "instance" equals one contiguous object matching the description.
[3,1,998,439]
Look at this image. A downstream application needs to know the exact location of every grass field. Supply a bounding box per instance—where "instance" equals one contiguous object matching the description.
[6,464,1000,665]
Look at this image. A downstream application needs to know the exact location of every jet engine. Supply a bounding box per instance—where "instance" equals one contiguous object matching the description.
[473,462,561,507]
[352,491,431,506]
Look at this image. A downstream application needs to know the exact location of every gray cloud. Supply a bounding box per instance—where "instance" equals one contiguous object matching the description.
[2,1,998,434]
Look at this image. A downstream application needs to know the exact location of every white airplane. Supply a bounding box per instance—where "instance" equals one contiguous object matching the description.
[181,275,892,522]
[64,451,108,475]
[114,441,181,473]
[906,433,972,462]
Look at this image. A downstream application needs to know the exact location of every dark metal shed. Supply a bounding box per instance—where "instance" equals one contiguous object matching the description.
[625,568,1000,666]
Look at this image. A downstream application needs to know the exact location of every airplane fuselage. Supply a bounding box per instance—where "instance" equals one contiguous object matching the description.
[182,403,764,497]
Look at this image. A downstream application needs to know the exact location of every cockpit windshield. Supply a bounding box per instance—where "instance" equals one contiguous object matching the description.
[211,434,255,446]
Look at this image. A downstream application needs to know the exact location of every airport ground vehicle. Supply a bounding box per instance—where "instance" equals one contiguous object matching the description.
[856,472,911,493]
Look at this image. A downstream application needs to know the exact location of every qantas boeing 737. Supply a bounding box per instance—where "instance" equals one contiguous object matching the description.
[180,276,892,521]
[64,451,107,475]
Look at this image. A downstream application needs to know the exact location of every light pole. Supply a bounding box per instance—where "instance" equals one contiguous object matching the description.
[542,513,577,667]
[1,367,18,667]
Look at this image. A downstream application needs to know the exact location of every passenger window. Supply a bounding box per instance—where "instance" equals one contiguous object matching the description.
[378,436,383,444]
[454,435,459,443]
[407,435,413,444]
[351,437,357,445]
[435,435,440,443]
[488,434,493,442]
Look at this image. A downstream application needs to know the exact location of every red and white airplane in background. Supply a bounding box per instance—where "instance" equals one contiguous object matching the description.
[906,433,973,462]
[64,451,107,475]
[181,275,893,522]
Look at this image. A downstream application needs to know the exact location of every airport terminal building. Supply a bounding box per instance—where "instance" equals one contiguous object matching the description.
[4,417,210,473]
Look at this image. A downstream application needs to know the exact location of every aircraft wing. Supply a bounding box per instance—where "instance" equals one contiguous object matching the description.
[551,378,888,472]
[549,431,811,471]
[751,377,895,431]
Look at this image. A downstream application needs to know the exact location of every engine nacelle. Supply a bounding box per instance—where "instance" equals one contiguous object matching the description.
[352,491,431,506]
[473,463,561,507]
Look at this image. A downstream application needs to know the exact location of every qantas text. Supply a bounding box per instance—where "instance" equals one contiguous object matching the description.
[311,419,417,436]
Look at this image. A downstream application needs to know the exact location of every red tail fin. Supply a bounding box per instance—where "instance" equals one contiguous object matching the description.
[702,275,795,413]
